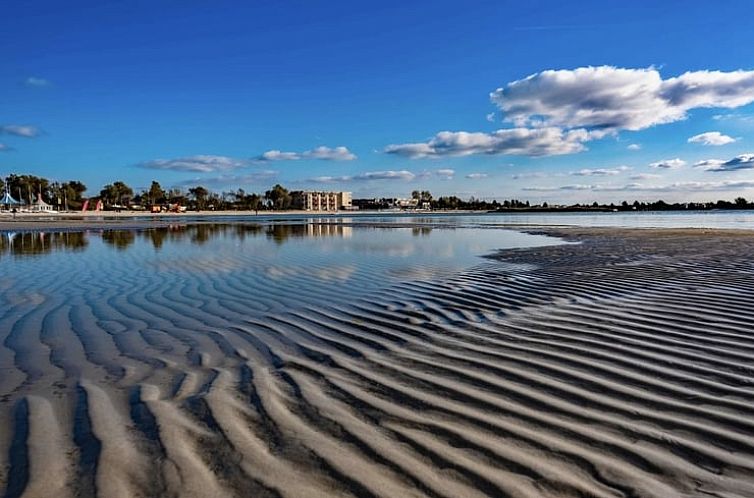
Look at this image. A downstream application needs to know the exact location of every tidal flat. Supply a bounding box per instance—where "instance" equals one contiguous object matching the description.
[1,219,754,498]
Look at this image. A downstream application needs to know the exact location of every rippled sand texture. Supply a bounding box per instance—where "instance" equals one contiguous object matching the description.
[2,227,754,497]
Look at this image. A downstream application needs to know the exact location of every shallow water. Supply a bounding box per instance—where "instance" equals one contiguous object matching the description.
[2,221,754,497]
[328,209,754,229]
[46,208,754,230]
[0,222,564,496]
[0,222,558,304]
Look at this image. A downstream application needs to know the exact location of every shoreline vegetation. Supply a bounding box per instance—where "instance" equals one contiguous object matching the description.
[4,174,754,220]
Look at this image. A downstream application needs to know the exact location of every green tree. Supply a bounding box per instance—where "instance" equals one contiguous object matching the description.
[100,181,133,207]
[247,193,262,211]
[148,181,166,206]
[264,184,291,210]
[189,186,209,210]
[6,174,50,204]
[168,188,187,206]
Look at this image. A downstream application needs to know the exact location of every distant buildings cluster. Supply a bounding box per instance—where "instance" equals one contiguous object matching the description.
[351,197,432,211]
[286,192,437,212]
[290,191,353,211]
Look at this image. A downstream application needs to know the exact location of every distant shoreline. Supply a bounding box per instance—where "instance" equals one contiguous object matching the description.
[2,208,754,231]
[0,209,489,230]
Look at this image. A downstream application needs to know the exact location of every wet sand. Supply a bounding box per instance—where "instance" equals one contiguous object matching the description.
[2,227,754,497]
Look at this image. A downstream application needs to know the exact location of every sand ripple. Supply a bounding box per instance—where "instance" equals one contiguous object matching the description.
[2,228,754,497]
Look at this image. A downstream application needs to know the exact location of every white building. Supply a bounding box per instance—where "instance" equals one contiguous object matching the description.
[292,191,352,211]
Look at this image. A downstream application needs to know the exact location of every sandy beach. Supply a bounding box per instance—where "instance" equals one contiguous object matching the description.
[2,225,754,497]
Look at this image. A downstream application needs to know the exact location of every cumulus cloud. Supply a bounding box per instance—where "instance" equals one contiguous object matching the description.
[24,77,51,87]
[485,112,495,122]
[694,159,725,170]
[650,158,686,169]
[305,146,357,160]
[627,143,642,151]
[570,166,631,176]
[257,146,356,162]
[1,125,41,138]
[385,127,591,158]
[697,154,754,171]
[138,155,251,172]
[490,66,754,133]
[260,150,300,161]
[466,173,489,179]
[687,131,737,146]
[387,66,754,160]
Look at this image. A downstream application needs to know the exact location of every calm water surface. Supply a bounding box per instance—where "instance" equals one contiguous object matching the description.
[1,222,560,312]
[70,209,754,229]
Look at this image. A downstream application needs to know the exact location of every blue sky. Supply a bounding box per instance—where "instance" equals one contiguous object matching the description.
[2,0,754,202]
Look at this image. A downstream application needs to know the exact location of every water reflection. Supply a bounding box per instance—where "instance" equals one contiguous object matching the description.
[0,231,88,257]
[2,222,561,299]
[266,223,352,244]
[102,230,136,251]
[0,223,358,257]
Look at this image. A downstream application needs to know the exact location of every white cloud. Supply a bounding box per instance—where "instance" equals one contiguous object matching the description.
[436,168,455,179]
[524,184,594,191]
[355,170,415,180]
[687,131,737,146]
[1,125,41,138]
[466,173,488,179]
[485,112,495,122]
[627,143,642,151]
[310,170,416,183]
[305,146,357,161]
[260,150,301,161]
[570,165,631,176]
[24,77,51,87]
[385,127,591,158]
[630,173,662,180]
[525,180,754,192]
[386,66,754,160]
[511,172,547,180]
[490,66,754,134]
[713,113,754,123]
[258,146,356,161]
[138,155,251,172]
[650,158,686,169]
[697,154,754,171]
[694,159,725,170]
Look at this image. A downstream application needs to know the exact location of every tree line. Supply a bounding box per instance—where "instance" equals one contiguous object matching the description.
[4,173,754,212]
[1,174,298,211]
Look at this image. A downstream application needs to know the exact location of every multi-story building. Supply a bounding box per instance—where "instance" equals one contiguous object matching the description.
[291,191,352,211]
